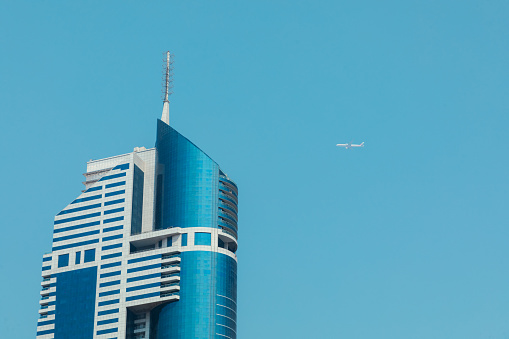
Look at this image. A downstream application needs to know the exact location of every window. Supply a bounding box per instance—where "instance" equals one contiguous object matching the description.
[75,251,81,264]
[181,234,187,246]
[84,249,95,263]
[58,254,69,268]
[195,232,211,246]
[130,165,144,235]
[167,236,172,247]
[227,243,236,254]
[158,240,162,248]
[218,237,225,248]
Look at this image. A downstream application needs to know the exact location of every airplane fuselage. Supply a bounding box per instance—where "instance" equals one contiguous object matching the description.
[336,142,364,149]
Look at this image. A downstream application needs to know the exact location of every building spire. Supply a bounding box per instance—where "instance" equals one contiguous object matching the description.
[161,51,173,125]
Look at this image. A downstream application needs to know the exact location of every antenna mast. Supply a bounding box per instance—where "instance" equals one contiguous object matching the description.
[161,51,173,125]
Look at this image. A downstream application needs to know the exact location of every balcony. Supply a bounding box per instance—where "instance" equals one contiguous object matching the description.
[129,228,182,254]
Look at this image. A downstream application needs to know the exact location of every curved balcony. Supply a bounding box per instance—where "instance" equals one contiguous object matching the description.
[161,265,181,274]
[219,201,238,215]
[218,215,237,231]
[219,191,238,207]
[219,207,238,223]
[160,292,179,300]
[219,185,238,200]
[161,274,180,283]
[219,177,238,195]
[219,188,238,205]
[218,223,238,239]
[219,197,238,214]
[161,257,181,265]
[218,232,238,253]
[160,283,180,293]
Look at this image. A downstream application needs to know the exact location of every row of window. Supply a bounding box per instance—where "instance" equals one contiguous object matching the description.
[58,249,95,268]
[54,242,124,269]
[53,221,123,243]
[139,232,212,252]
[69,189,124,206]
[179,232,211,247]
[57,203,101,216]
[52,221,124,252]
[52,232,227,270]
[55,206,124,226]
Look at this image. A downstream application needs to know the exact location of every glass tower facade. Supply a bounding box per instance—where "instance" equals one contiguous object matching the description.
[37,112,238,339]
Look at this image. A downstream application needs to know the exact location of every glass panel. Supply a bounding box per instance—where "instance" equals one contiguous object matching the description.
[194,232,211,246]
[84,249,95,263]
[58,254,69,268]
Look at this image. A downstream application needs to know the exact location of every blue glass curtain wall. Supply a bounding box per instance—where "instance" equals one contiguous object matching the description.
[155,120,219,230]
[150,251,237,339]
[54,267,97,339]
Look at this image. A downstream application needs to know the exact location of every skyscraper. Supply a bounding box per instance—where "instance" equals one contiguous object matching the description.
[36,54,238,339]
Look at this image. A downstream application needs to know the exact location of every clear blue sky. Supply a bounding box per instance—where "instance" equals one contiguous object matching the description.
[1,1,508,338]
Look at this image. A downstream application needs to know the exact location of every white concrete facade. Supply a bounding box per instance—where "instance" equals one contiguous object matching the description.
[37,147,237,339]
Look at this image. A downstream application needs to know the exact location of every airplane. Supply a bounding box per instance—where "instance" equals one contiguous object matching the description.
[336,141,364,149]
